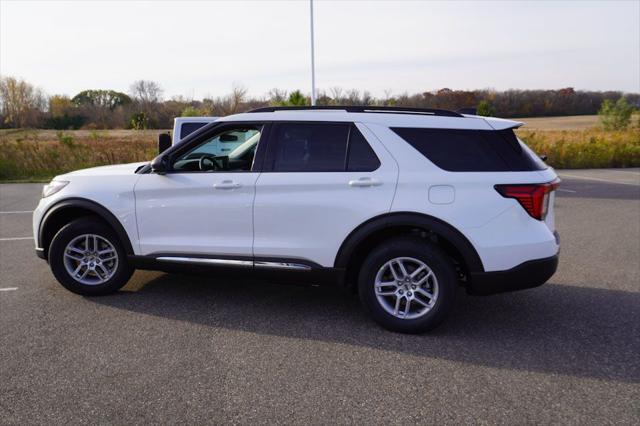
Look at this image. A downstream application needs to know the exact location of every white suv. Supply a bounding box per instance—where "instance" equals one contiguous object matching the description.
[33,106,560,333]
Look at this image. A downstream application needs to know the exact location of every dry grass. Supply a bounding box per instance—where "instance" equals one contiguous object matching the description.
[0,130,158,181]
[515,114,640,131]
[517,129,640,169]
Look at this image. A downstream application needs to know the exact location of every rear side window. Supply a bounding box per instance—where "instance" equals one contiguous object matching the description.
[267,123,380,172]
[347,127,380,172]
[391,127,545,172]
[269,122,349,172]
[180,122,208,139]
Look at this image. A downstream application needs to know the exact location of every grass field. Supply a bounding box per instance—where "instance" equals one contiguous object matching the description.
[0,115,638,181]
[515,115,601,130]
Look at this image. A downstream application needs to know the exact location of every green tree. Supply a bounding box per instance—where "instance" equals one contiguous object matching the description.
[476,100,495,116]
[181,106,202,117]
[71,90,131,110]
[129,112,148,130]
[599,98,635,131]
[277,90,309,106]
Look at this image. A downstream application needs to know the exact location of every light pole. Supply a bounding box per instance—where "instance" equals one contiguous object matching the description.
[310,0,316,106]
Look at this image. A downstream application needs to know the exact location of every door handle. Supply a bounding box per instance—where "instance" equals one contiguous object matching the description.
[348,177,381,187]
[213,180,241,190]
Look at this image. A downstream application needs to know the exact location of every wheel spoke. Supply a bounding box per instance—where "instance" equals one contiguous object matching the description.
[375,281,396,289]
[95,264,109,282]
[72,263,83,276]
[67,246,85,256]
[79,266,90,280]
[416,287,435,300]
[414,271,434,286]
[396,260,408,278]
[65,252,84,261]
[403,298,411,316]
[98,248,115,256]
[410,265,427,279]
[393,296,401,315]
[389,262,403,281]
[413,296,431,308]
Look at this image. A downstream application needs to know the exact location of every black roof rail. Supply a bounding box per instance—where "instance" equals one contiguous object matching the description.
[247,105,463,117]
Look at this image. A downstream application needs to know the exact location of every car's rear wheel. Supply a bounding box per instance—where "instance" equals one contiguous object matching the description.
[48,217,133,296]
[358,237,457,333]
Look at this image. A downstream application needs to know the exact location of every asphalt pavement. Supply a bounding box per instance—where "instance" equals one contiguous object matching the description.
[0,169,639,424]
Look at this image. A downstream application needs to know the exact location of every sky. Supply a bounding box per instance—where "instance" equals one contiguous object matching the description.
[1,0,639,100]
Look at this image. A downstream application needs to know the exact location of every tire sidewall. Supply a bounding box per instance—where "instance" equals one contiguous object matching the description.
[358,238,457,333]
[48,218,132,296]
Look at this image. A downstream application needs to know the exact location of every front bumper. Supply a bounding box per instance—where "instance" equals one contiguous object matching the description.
[467,254,559,296]
[36,248,46,260]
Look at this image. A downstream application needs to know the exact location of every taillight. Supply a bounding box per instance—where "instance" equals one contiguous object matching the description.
[495,179,561,220]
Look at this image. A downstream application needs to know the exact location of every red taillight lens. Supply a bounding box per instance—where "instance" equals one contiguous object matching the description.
[495,179,560,220]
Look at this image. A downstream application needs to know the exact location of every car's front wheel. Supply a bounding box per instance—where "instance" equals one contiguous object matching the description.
[48,217,133,296]
[358,237,457,333]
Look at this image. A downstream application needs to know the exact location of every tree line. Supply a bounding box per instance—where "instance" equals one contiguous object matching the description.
[0,76,638,130]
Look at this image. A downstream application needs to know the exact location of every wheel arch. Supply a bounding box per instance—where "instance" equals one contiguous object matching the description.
[334,212,484,287]
[38,198,135,258]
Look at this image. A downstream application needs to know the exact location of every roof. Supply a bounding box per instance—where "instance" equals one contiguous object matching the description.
[218,109,523,131]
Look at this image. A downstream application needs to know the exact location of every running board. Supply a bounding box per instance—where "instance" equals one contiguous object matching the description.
[155,256,312,271]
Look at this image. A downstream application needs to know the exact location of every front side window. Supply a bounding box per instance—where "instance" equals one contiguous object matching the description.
[172,126,262,172]
[267,123,380,172]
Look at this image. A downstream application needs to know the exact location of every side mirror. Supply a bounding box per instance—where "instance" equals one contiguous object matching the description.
[151,154,169,174]
[158,133,172,154]
[539,154,548,162]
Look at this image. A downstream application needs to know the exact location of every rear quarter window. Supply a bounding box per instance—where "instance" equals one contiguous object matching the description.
[391,127,546,172]
[180,122,208,140]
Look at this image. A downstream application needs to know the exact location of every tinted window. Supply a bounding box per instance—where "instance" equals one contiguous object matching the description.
[180,122,208,139]
[347,127,380,172]
[269,123,350,172]
[391,127,545,172]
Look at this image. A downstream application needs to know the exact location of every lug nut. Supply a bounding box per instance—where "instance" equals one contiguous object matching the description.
[407,291,413,297]
[411,285,416,290]
[399,289,404,294]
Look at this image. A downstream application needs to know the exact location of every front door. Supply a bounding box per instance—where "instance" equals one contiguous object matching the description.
[134,123,265,256]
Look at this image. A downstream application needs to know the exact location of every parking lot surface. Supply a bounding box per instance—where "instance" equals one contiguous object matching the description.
[1,169,639,424]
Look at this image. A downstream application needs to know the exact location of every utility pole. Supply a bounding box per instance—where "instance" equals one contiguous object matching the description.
[310,0,316,106]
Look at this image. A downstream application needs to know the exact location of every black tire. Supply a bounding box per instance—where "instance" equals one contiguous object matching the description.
[358,237,457,333]
[48,217,134,296]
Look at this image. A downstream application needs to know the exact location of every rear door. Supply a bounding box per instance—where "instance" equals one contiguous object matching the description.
[253,122,398,267]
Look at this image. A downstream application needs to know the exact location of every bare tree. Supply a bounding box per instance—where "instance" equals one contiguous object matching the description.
[0,76,47,128]
[268,88,287,104]
[129,80,163,104]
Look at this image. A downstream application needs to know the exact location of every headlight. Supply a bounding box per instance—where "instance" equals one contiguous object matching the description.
[42,180,69,198]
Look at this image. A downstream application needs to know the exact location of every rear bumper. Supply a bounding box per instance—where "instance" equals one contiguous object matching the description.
[467,254,558,295]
